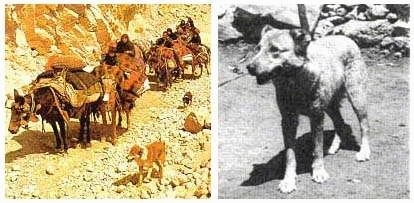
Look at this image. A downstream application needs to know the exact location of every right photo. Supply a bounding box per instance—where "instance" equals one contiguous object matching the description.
[218,4,409,198]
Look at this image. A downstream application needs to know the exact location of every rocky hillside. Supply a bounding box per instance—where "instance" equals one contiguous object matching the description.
[219,4,409,57]
[5,4,211,92]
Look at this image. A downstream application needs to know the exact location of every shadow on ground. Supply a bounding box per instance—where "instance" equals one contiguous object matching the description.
[6,121,127,163]
[241,130,360,186]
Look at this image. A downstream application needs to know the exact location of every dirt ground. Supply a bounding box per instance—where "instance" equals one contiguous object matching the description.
[5,71,211,199]
[218,41,409,198]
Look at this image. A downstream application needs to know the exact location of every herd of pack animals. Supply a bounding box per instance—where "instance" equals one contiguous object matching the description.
[6,18,210,183]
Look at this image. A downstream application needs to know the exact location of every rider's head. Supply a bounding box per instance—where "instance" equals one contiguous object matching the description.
[121,34,129,43]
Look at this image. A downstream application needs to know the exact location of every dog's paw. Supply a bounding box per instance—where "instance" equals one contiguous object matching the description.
[312,167,330,183]
[356,147,370,162]
[327,134,341,155]
[278,178,297,193]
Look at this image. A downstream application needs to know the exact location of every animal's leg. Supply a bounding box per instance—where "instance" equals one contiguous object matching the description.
[205,62,209,75]
[345,75,370,161]
[156,160,163,179]
[126,110,130,130]
[138,166,144,186]
[144,167,152,183]
[85,110,91,147]
[100,108,107,142]
[191,61,196,79]
[117,109,123,128]
[110,108,117,145]
[79,115,86,146]
[50,121,61,149]
[57,119,68,151]
[278,111,298,193]
[310,111,330,183]
[325,101,351,154]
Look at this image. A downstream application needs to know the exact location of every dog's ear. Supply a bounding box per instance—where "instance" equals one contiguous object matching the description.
[261,25,275,38]
[13,89,20,102]
[289,29,311,56]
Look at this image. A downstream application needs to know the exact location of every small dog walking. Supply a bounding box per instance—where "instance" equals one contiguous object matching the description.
[182,91,193,107]
[246,25,370,193]
[127,141,166,185]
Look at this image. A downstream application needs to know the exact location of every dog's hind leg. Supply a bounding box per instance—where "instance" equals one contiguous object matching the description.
[279,111,298,193]
[346,88,370,161]
[325,94,351,155]
[345,60,370,162]
[310,111,330,183]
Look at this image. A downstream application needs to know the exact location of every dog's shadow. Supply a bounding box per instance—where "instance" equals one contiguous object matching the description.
[113,173,139,186]
[241,130,360,186]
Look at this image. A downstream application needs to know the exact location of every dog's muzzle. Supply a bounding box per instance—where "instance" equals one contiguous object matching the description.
[246,64,258,76]
[247,63,274,85]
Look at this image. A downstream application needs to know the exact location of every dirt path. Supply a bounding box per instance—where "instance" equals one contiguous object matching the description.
[218,43,409,198]
[5,73,211,199]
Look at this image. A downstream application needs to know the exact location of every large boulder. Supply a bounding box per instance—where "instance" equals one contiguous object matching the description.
[218,5,320,43]
[333,19,393,47]
[183,107,211,134]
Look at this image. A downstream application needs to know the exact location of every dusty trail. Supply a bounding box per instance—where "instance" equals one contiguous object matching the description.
[5,73,211,199]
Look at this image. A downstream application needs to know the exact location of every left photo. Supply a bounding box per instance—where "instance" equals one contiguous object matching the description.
[4,4,211,199]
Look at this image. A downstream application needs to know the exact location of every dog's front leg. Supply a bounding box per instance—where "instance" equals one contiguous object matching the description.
[138,166,144,186]
[279,111,299,193]
[310,112,329,183]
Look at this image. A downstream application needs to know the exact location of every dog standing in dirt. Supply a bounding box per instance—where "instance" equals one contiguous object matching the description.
[127,141,166,185]
[246,25,370,193]
[182,91,193,107]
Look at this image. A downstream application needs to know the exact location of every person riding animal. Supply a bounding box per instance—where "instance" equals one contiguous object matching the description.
[102,48,118,66]
[156,31,174,48]
[167,28,178,40]
[116,34,135,57]
[176,19,186,35]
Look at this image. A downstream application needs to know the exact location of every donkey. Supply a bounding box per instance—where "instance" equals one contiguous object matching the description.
[8,87,97,151]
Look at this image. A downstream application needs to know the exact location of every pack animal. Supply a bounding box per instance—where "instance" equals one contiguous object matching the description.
[246,25,370,193]
[93,64,123,145]
[8,87,98,150]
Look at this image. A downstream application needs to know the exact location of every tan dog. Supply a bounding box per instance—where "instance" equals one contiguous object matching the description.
[127,141,166,185]
[246,25,370,193]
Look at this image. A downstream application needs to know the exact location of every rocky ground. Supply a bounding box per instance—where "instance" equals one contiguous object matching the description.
[5,73,211,199]
[4,4,211,199]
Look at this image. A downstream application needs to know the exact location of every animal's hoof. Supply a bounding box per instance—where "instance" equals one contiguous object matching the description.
[278,178,297,193]
[100,137,106,142]
[143,177,151,183]
[85,143,92,148]
[356,147,370,162]
[111,140,118,146]
[312,167,330,183]
[327,134,341,155]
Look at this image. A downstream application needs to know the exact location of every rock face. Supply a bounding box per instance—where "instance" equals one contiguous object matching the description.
[5,4,211,93]
[219,5,320,43]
